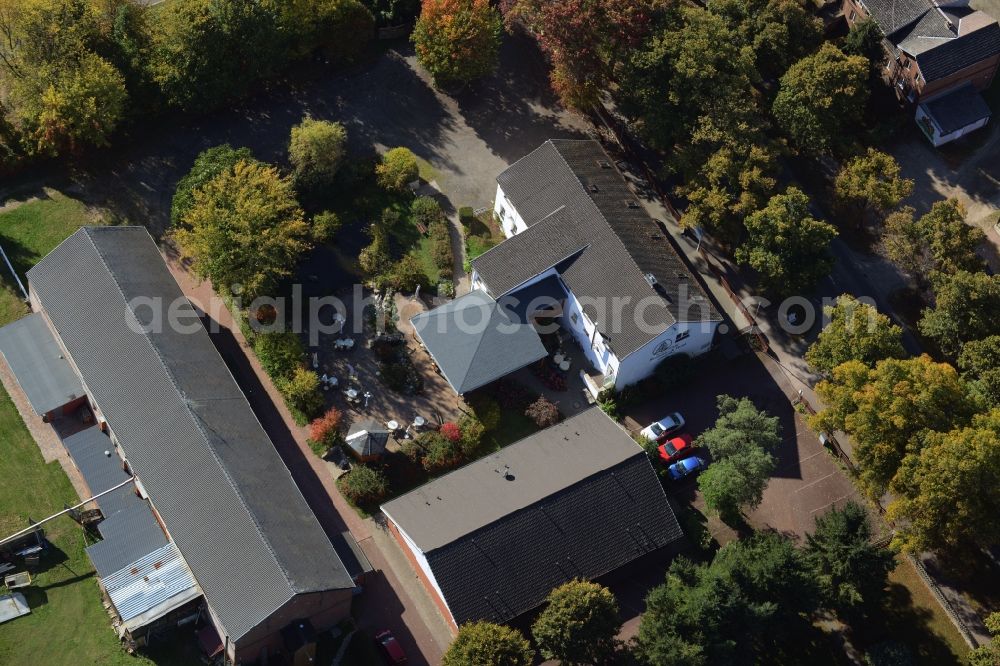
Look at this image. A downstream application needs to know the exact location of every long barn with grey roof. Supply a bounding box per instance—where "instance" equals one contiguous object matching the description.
[381,407,684,630]
[19,226,354,663]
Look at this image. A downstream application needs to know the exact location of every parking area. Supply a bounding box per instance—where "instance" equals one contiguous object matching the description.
[624,350,874,542]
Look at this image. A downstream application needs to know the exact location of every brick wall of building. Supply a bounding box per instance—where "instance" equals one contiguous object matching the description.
[385,517,459,634]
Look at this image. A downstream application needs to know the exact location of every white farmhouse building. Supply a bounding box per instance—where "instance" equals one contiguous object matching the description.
[412,139,722,397]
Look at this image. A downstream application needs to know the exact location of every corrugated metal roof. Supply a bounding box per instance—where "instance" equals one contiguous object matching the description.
[0,313,84,415]
[27,227,353,641]
[102,542,199,624]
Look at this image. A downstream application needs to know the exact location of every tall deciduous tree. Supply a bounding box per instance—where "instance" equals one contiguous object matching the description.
[959,336,1000,407]
[919,271,1000,358]
[834,149,913,224]
[696,395,780,521]
[812,356,976,497]
[412,0,502,86]
[508,0,659,109]
[707,0,823,81]
[172,159,311,300]
[883,200,985,284]
[806,295,905,375]
[804,501,896,617]
[171,144,255,226]
[531,580,621,664]
[442,621,534,666]
[772,43,868,153]
[736,187,838,296]
[887,409,1000,553]
[288,117,348,191]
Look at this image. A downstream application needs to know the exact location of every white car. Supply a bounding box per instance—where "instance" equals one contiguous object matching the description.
[640,412,686,442]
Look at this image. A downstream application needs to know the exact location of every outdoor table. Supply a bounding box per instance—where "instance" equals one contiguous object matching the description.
[328,376,339,387]
[559,360,571,371]
[553,353,565,364]
[345,389,358,399]
[387,420,400,431]
[413,416,426,428]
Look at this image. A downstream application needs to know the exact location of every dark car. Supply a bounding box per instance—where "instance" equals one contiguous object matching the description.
[667,456,708,481]
[376,630,408,665]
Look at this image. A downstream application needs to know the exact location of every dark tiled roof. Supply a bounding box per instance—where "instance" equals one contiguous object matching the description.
[921,83,993,134]
[382,408,684,625]
[27,227,353,641]
[476,140,718,359]
[410,290,547,394]
[914,21,1000,81]
[863,0,932,37]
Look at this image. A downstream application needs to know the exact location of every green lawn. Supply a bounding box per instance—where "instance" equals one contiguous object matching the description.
[0,388,161,666]
[0,191,100,326]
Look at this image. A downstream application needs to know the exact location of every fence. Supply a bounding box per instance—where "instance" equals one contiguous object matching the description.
[907,554,979,649]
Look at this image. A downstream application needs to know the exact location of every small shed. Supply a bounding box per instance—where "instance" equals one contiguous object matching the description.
[345,419,390,461]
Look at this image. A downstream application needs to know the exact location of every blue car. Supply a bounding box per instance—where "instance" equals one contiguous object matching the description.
[667,456,707,481]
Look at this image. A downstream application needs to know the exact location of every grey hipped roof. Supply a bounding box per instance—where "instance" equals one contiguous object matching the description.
[27,227,353,642]
[921,82,993,134]
[864,0,1000,82]
[477,140,719,360]
[382,408,684,625]
[410,290,548,394]
[345,419,390,457]
[0,313,84,415]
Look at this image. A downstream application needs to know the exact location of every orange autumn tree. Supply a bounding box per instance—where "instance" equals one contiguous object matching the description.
[412,0,503,86]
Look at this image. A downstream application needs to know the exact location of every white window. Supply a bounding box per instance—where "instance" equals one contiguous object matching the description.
[849,10,857,21]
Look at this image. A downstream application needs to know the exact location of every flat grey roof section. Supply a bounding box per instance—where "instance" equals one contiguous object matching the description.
[922,83,993,134]
[410,290,547,395]
[28,227,352,642]
[383,408,684,625]
[384,408,652,551]
[0,313,84,415]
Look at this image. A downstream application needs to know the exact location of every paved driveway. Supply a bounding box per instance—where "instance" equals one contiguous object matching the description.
[59,35,589,238]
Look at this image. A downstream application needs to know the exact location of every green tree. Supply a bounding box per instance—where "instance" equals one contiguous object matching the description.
[280,366,324,417]
[968,612,1000,666]
[283,0,374,60]
[919,271,1000,358]
[172,144,255,226]
[442,621,534,666]
[388,254,429,291]
[172,159,311,300]
[707,0,823,81]
[358,224,391,277]
[412,0,502,86]
[812,356,976,496]
[696,395,780,521]
[804,501,896,617]
[338,463,389,505]
[806,295,905,375]
[531,580,621,665]
[884,200,985,283]
[834,149,914,224]
[618,5,756,153]
[772,43,868,153]
[376,146,419,190]
[843,18,883,64]
[736,187,838,296]
[959,336,1000,407]
[288,117,348,191]
[311,210,342,243]
[888,409,1000,553]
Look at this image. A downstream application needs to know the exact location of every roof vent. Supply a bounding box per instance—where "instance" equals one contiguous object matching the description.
[588,183,599,193]
[597,160,612,169]
[625,200,640,209]
[644,273,658,287]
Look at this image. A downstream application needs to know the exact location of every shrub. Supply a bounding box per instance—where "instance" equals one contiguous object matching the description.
[309,407,344,456]
[438,279,455,298]
[289,117,348,191]
[280,366,325,419]
[440,421,462,442]
[653,353,694,391]
[458,414,486,456]
[429,220,454,277]
[525,396,561,428]
[491,378,536,410]
[468,394,501,431]
[312,211,342,243]
[411,196,444,230]
[458,206,475,224]
[338,464,389,505]
[466,234,496,260]
[422,432,464,472]
[401,436,425,464]
[376,146,419,191]
[599,398,620,420]
[359,226,391,277]
[253,330,304,380]
[388,254,429,292]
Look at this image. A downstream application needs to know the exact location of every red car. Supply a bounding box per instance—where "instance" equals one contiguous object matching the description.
[658,433,694,463]
[376,630,408,665]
